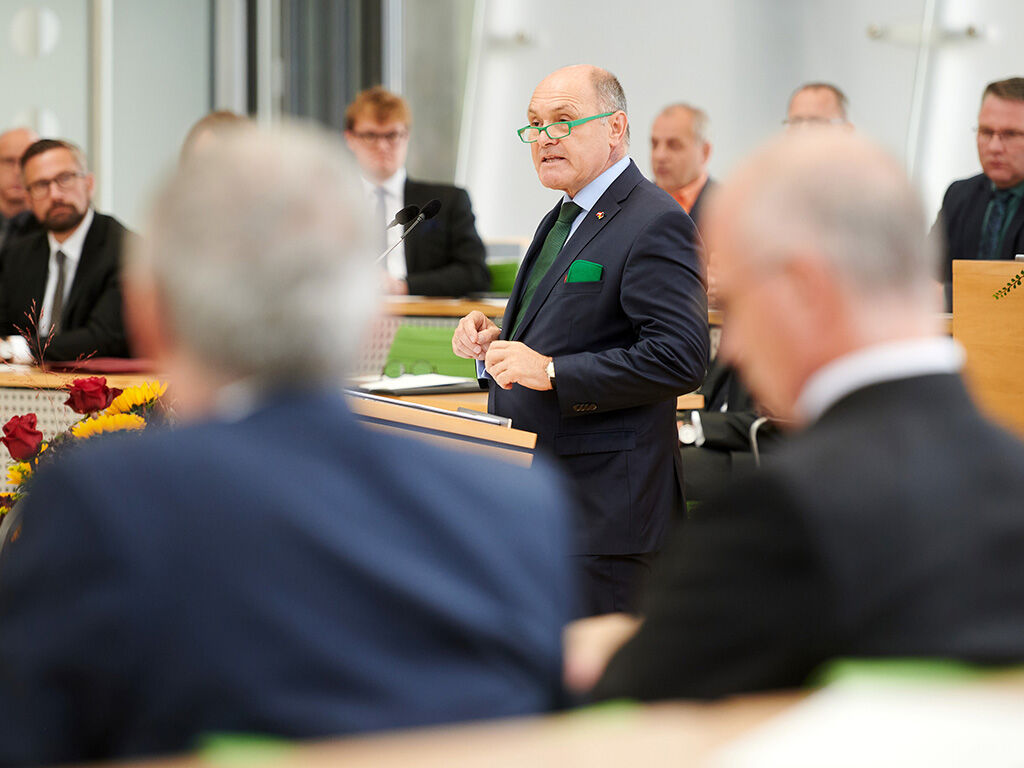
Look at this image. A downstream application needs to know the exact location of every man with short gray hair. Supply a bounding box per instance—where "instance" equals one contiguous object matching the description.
[453,65,709,616]
[0,124,575,764]
[588,130,1024,701]
[650,103,714,231]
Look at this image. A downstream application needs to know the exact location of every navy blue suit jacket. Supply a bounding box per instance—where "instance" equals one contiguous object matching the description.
[489,161,709,555]
[0,391,573,765]
[931,173,1024,308]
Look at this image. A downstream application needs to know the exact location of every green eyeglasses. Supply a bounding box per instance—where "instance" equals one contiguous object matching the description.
[517,112,615,143]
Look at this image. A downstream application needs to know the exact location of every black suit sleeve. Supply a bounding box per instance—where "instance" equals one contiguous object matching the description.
[699,410,763,452]
[405,187,489,297]
[593,475,834,700]
[44,274,128,361]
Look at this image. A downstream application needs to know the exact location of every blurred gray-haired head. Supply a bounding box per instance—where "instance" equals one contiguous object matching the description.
[132,122,378,385]
[726,130,934,303]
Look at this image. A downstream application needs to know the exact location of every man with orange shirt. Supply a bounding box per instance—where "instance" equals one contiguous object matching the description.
[650,104,714,234]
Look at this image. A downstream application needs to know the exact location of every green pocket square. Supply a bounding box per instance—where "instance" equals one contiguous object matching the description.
[566,259,604,283]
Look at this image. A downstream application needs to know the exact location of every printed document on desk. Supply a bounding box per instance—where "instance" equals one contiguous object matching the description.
[353,373,482,395]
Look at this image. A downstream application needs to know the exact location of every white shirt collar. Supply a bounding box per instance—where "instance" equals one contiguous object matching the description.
[361,167,407,200]
[795,336,966,424]
[47,207,94,264]
[563,155,631,213]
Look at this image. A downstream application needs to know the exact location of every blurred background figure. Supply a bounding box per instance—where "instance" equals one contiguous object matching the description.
[179,110,248,163]
[0,123,574,765]
[931,77,1024,309]
[784,82,852,130]
[650,103,714,233]
[344,86,488,297]
[576,130,1024,701]
[0,127,38,255]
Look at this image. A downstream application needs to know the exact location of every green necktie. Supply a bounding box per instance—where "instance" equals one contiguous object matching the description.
[510,201,582,337]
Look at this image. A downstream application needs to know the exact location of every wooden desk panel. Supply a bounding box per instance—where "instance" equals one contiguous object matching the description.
[392,391,704,413]
[0,367,158,391]
[953,261,1024,437]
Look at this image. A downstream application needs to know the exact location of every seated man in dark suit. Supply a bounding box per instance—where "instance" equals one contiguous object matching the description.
[580,130,1024,701]
[0,138,130,362]
[344,86,489,297]
[931,77,1024,308]
[0,125,574,765]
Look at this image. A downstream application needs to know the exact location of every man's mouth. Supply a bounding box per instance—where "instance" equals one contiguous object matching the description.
[541,156,565,165]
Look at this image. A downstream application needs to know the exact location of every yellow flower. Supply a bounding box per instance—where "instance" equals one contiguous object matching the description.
[71,413,146,439]
[105,381,168,416]
[7,462,31,486]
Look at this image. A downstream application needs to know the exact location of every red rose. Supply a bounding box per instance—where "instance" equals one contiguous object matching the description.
[64,377,122,414]
[1,413,43,461]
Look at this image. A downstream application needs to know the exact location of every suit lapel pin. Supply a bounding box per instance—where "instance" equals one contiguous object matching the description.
[596,211,605,219]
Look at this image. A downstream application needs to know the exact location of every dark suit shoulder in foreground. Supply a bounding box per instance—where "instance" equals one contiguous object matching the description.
[0,391,574,764]
[596,374,1024,700]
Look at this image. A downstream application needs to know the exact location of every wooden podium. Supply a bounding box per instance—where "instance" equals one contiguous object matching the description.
[952,260,1024,437]
[346,391,537,467]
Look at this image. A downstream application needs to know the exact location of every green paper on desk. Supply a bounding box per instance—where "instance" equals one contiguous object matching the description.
[566,259,603,283]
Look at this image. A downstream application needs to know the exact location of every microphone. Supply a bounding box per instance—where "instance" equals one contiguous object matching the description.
[387,204,420,229]
[420,198,442,221]
[375,199,443,264]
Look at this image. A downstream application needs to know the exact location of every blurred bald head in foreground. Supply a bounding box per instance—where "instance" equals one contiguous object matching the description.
[593,130,1024,702]
[707,130,939,423]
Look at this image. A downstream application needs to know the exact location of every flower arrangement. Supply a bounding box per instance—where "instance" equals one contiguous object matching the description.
[0,377,169,517]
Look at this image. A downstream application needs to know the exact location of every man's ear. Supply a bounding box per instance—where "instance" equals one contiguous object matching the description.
[609,112,628,145]
[702,141,712,165]
[123,269,172,362]
[784,254,850,334]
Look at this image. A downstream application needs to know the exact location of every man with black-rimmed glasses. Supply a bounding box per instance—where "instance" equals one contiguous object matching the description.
[0,138,131,361]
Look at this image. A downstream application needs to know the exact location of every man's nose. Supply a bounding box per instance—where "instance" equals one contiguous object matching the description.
[537,131,559,148]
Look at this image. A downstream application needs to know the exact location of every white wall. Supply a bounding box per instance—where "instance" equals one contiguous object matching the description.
[110,0,211,231]
[0,1,90,162]
[0,0,210,231]
[461,0,1024,239]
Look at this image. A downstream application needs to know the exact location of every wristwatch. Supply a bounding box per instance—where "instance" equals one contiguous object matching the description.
[546,359,556,389]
